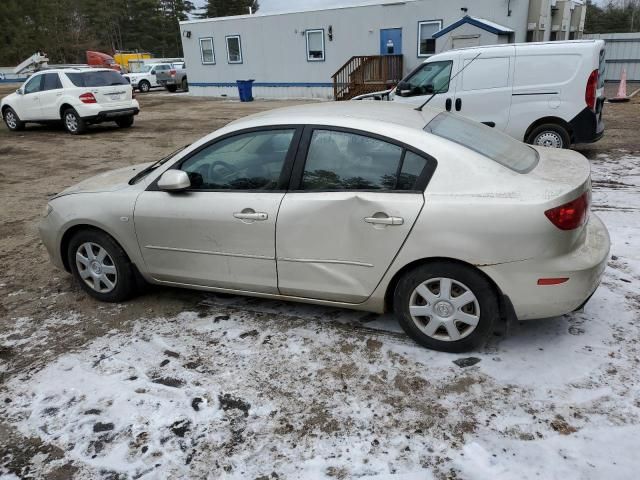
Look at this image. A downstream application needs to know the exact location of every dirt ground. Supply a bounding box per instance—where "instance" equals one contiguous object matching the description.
[1,86,639,479]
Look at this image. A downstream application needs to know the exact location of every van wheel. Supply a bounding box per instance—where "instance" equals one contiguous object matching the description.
[393,262,498,352]
[138,80,151,93]
[63,108,87,135]
[3,107,25,131]
[526,124,571,149]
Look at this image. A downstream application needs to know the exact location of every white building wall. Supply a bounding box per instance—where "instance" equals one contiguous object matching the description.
[180,0,529,99]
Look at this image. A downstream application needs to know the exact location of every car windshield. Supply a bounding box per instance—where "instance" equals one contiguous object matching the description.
[140,65,153,72]
[66,71,128,87]
[129,145,190,184]
[399,61,453,96]
[424,113,539,173]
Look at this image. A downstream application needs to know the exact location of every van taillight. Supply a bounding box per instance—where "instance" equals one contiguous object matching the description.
[585,69,598,111]
[79,92,97,104]
[545,191,591,230]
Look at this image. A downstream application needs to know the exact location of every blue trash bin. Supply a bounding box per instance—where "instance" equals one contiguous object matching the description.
[236,79,255,102]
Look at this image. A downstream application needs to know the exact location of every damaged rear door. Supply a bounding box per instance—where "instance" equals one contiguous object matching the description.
[276,126,434,303]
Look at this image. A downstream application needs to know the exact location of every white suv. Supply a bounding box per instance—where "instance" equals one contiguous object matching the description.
[1,68,140,135]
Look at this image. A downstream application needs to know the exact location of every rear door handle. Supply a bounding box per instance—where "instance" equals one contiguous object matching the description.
[233,211,268,221]
[455,98,462,111]
[445,98,452,111]
[364,216,404,225]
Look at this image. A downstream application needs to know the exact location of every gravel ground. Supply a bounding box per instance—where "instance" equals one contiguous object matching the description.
[0,87,639,479]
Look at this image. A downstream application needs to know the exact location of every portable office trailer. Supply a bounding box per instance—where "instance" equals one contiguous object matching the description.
[179,0,528,99]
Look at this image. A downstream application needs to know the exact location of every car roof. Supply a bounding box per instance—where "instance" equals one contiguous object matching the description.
[230,101,441,131]
[35,67,116,74]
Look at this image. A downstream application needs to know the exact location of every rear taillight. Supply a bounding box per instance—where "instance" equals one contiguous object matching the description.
[79,92,97,104]
[585,69,598,111]
[544,191,591,230]
[170,69,176,78]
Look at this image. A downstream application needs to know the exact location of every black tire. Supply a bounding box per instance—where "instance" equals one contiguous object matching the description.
[166,85,178,93]
[181,78,188,92]
[115,115,134,128]
[67,229,136,302]
[393,262,498,352]
[526,123,571,149]
[62,108,87,135]
[3,107,25,131]
[138,80,151,93]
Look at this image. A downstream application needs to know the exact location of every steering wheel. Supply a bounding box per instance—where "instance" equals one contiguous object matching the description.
[209,160,238,178]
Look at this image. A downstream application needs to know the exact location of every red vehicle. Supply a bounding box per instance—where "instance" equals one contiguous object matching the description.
[86,51,124,73]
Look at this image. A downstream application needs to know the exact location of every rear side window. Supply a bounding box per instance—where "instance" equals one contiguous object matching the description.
[42,73,62,91]
[66,71,128,87]
[301,130,426,191]
[425,113,538,173]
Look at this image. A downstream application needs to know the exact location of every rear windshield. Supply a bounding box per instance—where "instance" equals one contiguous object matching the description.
[66,71,128,87]
[424,113,539,173]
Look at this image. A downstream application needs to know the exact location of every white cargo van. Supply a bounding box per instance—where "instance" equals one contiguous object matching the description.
[360,41,606,149]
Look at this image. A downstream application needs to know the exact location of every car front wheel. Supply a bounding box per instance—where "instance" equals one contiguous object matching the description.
[3,107,25,131]
[138,80,151,93]
[67,229,136,302]
[393,262,498,352]
[62,108,87,135]
[115,116,134,128]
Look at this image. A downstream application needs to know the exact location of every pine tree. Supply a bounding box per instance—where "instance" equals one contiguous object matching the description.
[198,0,259,18]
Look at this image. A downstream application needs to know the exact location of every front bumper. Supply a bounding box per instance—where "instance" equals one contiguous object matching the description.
[479,214,610,320]
[39,209,66,271]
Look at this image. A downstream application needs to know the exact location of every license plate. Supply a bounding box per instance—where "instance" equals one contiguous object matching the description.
[108,94,122,100]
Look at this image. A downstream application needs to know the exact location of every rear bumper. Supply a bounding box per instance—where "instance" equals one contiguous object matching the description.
[570,101,605,144]
[82,107,140,123]
[159,79,178,86]
[479,214,610,320]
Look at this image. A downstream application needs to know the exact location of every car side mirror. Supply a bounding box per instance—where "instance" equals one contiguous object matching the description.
[423,84,434,94]
[158,170,190,191]
[396,81,412,96]
[16,88,23,95]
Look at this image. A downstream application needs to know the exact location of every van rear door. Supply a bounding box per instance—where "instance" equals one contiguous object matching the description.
[451,45,515,131]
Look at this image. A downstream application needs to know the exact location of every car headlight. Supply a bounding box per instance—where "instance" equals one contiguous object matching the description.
[43,204,53,217]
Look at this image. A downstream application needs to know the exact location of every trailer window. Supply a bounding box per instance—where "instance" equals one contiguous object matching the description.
[66,71,128,87]
[200,37,215,64]
[226,35,243,64]
[306,29,325,61]
[417,20,442,57]
[425,112,538,173]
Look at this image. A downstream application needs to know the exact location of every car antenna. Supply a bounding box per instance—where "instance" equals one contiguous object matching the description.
[415,52,481,112]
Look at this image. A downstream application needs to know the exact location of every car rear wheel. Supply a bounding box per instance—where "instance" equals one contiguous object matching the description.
[166,85,178,93]
[138,80,151,93]
[393,262,498,352]
[526,124,571,149]
[115,116,134,128]
[62,108,87,135]
[181,78,188,92]
[3,107,25,131]
[67,229,136,302]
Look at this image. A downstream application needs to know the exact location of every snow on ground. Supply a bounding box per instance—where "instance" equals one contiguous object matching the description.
[1,153,640,479]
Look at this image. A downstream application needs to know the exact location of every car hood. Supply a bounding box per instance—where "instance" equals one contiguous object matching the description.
[54,163,152,198]
[1,92,18,105]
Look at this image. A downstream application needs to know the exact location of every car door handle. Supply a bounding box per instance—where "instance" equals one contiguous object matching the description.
[364,216,404,225]
[445,98,452,111]
[455,98,462,111]
[233,211,268,221]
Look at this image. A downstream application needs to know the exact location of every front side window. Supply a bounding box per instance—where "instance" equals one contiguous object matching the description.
[226,35,242,63]
[24,75,44,94]
[418,20,442,57]
[180,129,295,190]
[200,38,215,64]
[42,73,62,91]
[425,112,538,173]
[398,60,452,97]
[302,130,409,191]
[306,29,325,61]
[66,71,128,87]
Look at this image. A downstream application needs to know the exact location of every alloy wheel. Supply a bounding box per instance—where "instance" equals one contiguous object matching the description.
[5,110,17,129]
[408,277,480,342]
[75,242,118,293]
[65,112,78,132]
[534,131,563,148]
